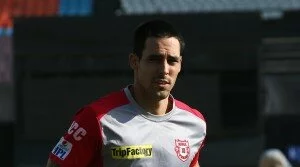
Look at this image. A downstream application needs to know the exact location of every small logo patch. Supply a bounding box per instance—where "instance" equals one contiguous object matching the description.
[52,137,73,160]
[111,145,153,159]
[175,139,190,162]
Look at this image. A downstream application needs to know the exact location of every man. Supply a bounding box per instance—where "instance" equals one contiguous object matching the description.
[46,19,206,167]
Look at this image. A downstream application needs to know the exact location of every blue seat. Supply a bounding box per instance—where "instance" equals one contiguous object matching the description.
[59,0,92,16]
[6,27,13,37]
[58,0,69,16]
[79,0,92,16]
[68,0,79,16]
[0,28,3,37]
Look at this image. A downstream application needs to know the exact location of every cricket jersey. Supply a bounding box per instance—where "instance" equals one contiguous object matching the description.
[49,86,206,167]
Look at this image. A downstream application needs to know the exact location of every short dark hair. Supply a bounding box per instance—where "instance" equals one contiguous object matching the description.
[133,19,185,58]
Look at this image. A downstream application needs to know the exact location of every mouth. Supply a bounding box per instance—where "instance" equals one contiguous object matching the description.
[154,79,170,86]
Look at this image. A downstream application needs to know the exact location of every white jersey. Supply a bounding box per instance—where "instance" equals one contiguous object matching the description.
[49,86,206,167]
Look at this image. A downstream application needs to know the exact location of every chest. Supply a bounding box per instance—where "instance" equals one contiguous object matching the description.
[100,115,205,167]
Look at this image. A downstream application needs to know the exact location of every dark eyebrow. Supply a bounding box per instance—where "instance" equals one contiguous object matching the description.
[148,54,180,59]
[168,55,181,60]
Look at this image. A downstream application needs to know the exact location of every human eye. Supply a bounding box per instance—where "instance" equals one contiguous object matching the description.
[147,55,161,62]
[168,57,179,65]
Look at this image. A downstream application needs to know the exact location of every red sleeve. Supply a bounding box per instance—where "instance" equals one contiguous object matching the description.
[190,136,206,167]
[190,149,200,167]
[49,107,102,167]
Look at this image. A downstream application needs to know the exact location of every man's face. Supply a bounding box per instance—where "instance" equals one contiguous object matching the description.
[131,37,182,100]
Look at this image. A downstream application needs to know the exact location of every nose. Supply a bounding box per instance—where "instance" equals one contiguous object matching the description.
[159,60,169,75]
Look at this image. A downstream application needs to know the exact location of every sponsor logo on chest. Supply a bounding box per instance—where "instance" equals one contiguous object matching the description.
[111,145,153,159]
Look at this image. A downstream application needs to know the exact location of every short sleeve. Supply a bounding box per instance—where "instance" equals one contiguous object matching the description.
[49,107,102,167]
[190,138,206,167]
[190,149,200,167]
[190,112,206,167]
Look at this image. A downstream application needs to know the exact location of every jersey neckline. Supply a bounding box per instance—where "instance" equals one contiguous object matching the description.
[124,85,176,122]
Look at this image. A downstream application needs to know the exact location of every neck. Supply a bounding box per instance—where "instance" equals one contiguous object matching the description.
[130,85,172,116]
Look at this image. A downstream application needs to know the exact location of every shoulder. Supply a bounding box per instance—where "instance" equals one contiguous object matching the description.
[174,99,206,122]
[76,89,130,120]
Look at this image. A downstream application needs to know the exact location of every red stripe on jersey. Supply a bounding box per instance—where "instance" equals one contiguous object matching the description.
[89,89,130,120]
[190,148,200,167]
[175,99,205,122]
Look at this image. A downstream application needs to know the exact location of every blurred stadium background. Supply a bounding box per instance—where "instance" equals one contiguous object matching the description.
[0,0,300,166]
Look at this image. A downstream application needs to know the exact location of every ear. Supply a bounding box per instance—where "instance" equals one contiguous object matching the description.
[129,53,139,70]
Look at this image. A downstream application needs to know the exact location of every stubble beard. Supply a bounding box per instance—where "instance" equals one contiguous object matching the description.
[153,90,170,100]
[150,84,174,101]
